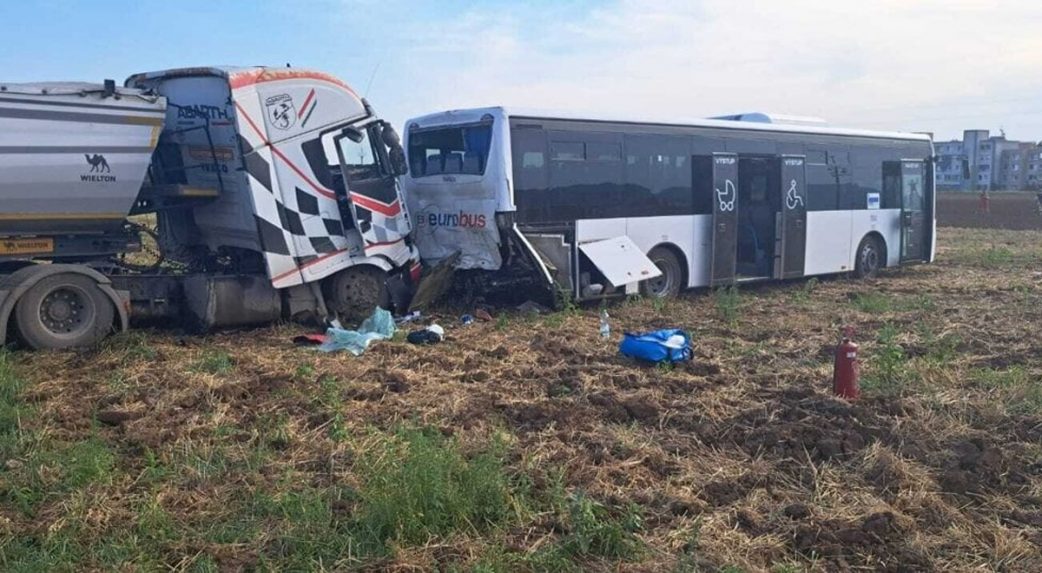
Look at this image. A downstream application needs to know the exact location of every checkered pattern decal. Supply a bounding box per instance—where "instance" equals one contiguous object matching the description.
[229,71,413,289]
[234,99,350,288]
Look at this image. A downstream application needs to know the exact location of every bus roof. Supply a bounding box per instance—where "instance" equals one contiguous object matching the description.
[406,106,933,143]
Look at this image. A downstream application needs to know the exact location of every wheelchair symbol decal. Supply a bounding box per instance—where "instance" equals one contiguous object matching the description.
[716,179,736,212]
[786,179,805,210]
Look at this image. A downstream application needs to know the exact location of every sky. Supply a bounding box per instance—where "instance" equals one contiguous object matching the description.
[2,0,1041,142]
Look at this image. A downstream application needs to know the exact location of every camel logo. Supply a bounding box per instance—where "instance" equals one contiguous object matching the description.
[85,154,110,173]
[265,94,296,130]
[81,154,115,183]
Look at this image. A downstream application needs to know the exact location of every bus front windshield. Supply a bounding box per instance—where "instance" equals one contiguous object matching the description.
[408,123,492,177]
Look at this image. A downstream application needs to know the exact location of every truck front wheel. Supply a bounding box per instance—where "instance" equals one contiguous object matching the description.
[14,274,115,349]
[326,266,390,324]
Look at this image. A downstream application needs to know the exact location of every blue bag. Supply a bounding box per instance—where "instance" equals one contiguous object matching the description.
[619,329,693,364]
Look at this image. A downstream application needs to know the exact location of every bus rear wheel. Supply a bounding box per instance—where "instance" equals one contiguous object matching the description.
[641,247,683,298]
[854,236,884,279]
[14,273,115,350]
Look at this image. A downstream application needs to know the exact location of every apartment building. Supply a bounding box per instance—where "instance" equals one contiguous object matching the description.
[934,129,1042,191]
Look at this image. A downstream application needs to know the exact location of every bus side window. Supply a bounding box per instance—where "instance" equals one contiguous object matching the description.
[850,146,886,211]
[511,126,549,222]
[624,134,692,216]
[691,156,714,215]
[806,149,838,211]
[882,161,902,209]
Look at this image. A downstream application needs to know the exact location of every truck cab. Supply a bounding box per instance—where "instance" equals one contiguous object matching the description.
[0,66,420,349]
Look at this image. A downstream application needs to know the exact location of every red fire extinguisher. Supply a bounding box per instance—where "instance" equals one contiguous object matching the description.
[833,326,860,400]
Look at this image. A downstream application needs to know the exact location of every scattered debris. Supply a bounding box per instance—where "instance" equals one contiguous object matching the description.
[475,308,494,322]
[407,324,445,345]
[395,310,423,324]
[516,300,550,315]
[292,333,327,346]
[619,329,692,364]
[318,308,395,355]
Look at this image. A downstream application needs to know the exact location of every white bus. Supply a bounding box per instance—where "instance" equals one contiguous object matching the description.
[402,108,935,300]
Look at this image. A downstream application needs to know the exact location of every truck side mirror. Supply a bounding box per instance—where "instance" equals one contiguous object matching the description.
[342,127,364,143]
[380,123,401,147]
[377,122,408,176]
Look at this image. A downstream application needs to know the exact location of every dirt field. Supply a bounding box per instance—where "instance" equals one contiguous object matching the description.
[938,191,1042,230]
[2,227,1042,572]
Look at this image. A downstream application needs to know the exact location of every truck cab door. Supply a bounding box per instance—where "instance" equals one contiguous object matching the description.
[710,153,739,286]
[334,124,411,262]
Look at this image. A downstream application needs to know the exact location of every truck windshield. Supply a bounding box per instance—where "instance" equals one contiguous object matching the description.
[409,122,492,177]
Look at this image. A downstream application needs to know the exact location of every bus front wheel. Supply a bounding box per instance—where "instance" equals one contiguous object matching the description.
[641,247,683,298]
[854,236,884,279]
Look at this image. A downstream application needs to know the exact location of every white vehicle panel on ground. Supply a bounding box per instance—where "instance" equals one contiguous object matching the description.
[578,236,661,287]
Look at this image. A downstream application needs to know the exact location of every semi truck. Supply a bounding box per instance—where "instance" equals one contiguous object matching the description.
[0,66,420,350]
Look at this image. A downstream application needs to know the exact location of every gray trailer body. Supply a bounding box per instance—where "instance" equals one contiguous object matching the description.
[0,82,165,236]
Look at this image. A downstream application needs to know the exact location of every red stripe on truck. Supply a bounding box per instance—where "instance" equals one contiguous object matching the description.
[298,89,316,118]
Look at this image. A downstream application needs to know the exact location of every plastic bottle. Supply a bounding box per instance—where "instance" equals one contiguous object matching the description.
[599,309,611,339]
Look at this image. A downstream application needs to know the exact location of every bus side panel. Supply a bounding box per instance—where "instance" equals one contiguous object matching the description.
[621,215,709,288]
[804,211,853,275]
[575,215,709,288]
[848,209,901,268]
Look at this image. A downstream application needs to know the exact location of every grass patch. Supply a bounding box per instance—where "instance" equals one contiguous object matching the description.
[3,435,116,516]
[978,246,1015,267]
[862,323,908,395]
[560,492,643,560]
[851,292,937,314]
[790,277,819,305]
[101,331,158,362]
[0,350,29,461]
[714,286,741,325]
[851,292,890,314]
[351,427,517,553]
[916,323,961,365]
[970,366,1042,415]
[192,350,234,375]
[971,366,1029,390]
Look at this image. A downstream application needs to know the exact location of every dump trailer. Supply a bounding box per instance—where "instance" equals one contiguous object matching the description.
[0,66,419,350]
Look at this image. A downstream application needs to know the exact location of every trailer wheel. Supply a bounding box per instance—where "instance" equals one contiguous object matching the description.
[14,273,115,350]
[641,247,683,299]
[854,235,884,279]
[327,266,391,324]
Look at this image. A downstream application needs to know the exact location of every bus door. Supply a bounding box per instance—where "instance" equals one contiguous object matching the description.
[778,155,807,278]
[710,153,739,286]
[899,160,927,262]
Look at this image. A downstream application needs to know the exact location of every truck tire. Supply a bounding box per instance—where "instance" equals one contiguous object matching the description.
[327,266,390,324]
[641,247,683,299]
[854,235,884,279]
[14,273,115,349]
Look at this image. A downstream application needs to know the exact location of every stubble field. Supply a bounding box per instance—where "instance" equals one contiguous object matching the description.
[2,226,1042,572]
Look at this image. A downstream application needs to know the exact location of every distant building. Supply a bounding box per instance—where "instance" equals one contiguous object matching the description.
[933,129,1042,191]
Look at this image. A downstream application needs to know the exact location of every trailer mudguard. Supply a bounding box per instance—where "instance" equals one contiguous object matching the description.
[0,264,129,346]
